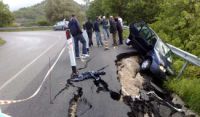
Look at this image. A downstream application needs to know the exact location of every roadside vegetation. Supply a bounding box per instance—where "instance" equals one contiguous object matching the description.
[1,0,86,27]
[122,28,129,40]
[88,0,200,114]
[166,78,200,114]
[150,1,200,114]
[1,0,200,114]
[0,1,14,27]
[13,1,47,26]
[0,27,52,32]
[45,0,86,24]
[0,38,6,46]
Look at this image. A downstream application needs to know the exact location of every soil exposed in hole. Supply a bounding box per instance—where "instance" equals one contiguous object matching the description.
[68,88,83,117]
[116,56,145,96]
[116,54,198,117]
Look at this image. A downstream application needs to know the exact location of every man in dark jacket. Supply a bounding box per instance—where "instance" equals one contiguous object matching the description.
[109,16,118,46]
[85,19,94,47]
[115,17,123,45]
[93,16,103,47]
[68,15,88,58]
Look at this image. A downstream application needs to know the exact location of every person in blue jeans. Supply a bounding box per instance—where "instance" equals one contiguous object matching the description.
[93,17,103,47]
[68,15,88,58]
[102,16,110,49]
[102,16,110,39]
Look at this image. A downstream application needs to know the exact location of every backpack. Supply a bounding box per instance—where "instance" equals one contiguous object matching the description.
[69,19,82,36]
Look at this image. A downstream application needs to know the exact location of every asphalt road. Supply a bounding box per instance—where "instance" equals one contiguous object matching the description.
[0,31,134,117]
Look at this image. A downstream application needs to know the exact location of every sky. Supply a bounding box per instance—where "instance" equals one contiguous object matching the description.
[2,0,85,11]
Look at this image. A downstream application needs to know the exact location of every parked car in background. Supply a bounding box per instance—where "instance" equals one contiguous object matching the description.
[53,19,69,31]
[126,22,174,79]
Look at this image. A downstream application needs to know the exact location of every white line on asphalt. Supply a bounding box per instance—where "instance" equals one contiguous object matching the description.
[0,42,58,91]
[0,45,66,105]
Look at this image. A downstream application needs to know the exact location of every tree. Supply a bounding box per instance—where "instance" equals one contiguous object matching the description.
[151,0,200,56]
[45,0,85,23]
[86,0,104,20]
[151,1,200,114]
[0,1,14,27]
[14,1,47,26]
[86,0,163,24]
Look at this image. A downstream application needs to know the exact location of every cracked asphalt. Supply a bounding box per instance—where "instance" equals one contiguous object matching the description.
[0,31,136,117]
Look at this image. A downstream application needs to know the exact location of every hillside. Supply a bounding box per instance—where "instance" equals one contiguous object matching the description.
[13,1,47,26]
[13,0,86,26]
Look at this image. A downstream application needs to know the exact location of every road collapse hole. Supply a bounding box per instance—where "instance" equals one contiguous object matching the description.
[68,88,83,117]
[116,52,144,96]
[115,52,196,117]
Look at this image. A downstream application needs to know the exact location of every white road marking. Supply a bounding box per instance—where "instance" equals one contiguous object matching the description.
[0,45,66,105]
[0,42,58,91]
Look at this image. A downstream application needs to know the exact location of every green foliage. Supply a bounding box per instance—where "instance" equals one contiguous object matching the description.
[123,28,129,39]
[0,38,6,45]
[87,0,163,24]
[151,0,200,79]
[37,20,50,26]
[151,0,200,56]
[86,0,104,20]
[124,0,163,23]
[151,0,200,114]
[13,1,46,26]
[0,1,14,27]
[45,0,86,23]
[166,78,200,114]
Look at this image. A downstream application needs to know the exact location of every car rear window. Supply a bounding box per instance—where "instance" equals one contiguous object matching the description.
[134,23,156,46]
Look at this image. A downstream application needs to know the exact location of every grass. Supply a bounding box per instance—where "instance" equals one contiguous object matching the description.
[0,38,6,46]
[0,27,52,32]
[165,78,200,114]
[122,27,200,114]
[123,28,129,39]
[166,59,200,115]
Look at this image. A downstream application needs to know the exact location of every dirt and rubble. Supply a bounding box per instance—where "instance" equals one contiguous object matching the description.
[116,54,198,117]
[116,56,144,96]
[52,49,198,117]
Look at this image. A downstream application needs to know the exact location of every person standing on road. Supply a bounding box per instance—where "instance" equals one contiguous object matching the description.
[118,16,123,28]
[68,15,88,58]
[115,17,123,45]
[85,18,94,47]
[109,16,118,47]
[94,16,104,47]
[102,16,110,49]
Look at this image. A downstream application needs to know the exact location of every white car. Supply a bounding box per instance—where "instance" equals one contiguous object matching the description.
[53,20,69,31]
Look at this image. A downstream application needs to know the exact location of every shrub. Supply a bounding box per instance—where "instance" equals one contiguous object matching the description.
[37,20,50,26]
[166,78,200,114]
[0,38,6,45]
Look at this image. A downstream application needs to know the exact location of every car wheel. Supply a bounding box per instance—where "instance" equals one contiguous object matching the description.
[141,59,151,71]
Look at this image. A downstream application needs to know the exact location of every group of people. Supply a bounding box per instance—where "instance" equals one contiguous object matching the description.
[68,14,124,59]
[84,16,124,48]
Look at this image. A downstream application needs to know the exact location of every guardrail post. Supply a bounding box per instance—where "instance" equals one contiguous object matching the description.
[65,29,77,76]
[48,57,53,104]
[177,61,188,79]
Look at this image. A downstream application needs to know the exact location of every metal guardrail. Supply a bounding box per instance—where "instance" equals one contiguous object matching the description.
[167,44,200,78]
[167,44,200,67]
[0,26,53,31]
[123,25,200,66]
[122,25,200,78]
